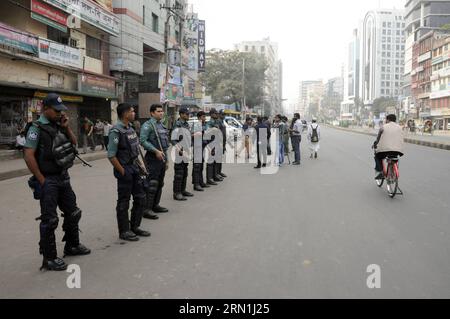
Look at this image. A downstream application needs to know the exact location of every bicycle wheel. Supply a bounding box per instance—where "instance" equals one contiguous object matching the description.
[376,177,384,188]
[386,163,398,198]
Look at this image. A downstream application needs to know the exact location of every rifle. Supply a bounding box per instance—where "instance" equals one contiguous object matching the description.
[74,150,92,167]
[137,147,150,179]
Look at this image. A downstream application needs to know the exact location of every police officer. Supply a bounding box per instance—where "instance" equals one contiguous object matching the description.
[217,110,228,179]
[108,103,150,242]
[23,93,90,271]
[141,104,170,217]
[171,107,194,201]
[205,108,223,185]
[191,111,210,191]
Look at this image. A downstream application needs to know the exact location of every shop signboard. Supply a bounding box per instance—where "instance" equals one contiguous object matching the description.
[0,22,38,54]
[38,38,81,68]
[42,0,119,36]
[31,0,68,33]
[198,20,205,72]
[78,73,116,98]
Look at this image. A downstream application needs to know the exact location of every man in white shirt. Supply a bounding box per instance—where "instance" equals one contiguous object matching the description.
[103,121,113,151]
[307,119,321,159]
[289,113,303,165]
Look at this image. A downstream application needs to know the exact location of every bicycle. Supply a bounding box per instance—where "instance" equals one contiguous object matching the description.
[374,150,404,198]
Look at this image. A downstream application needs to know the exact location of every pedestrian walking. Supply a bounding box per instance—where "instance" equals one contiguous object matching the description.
[94,119,105,150]
[307,119,321,159]
[103,120,112,150]
[217,110,228,179]
[273,114,286,166]
[254,117,268,169]
[140,104,170,218]
[23,93,90,271]
[107,103,150,242]
[81,116,95,154]
[289,113,303,165]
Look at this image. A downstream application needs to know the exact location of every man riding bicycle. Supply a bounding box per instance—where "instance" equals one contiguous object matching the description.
[373,114,404,180]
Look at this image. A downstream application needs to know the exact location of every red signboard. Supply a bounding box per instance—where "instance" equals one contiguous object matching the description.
[31,0,68,27]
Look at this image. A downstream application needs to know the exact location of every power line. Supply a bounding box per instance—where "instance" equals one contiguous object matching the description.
[4,0,205,86]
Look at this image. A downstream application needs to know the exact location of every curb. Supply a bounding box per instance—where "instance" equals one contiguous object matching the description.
[326,125,450,151]
[0,153,108,182]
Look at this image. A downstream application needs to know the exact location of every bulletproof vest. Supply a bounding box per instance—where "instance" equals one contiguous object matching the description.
[173,120,190,143]
[36,123,76,175]
[113,124,140,166]
[155,121,170,151]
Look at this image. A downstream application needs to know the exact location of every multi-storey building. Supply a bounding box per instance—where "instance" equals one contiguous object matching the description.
[0,0,119,145]
[361,9,406,107]
[341,28,361,121]
[235,38,283,116]
[430,34,450,130]
[403,0,450,120]
[298,80,323,117]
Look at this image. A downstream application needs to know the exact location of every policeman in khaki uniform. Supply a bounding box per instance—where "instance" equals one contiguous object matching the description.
[23,93,90,271]
[140,104,170,217]
[171,107,194,201]
[108,103,150,242]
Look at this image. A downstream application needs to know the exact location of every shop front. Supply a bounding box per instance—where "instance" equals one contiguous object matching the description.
[0,87,34,148]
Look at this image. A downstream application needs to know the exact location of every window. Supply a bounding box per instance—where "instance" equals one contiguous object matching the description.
[381,89,385,94]
[152,13,159,33]
[383,30,386,35]
[47,26,70,45]
[86,35,101,59]
[381,81,385,87]
[383,44,386,50]
[388,30,391,35]
[382,67,386,72]
[143,6,146,25]
[383,22,386,27]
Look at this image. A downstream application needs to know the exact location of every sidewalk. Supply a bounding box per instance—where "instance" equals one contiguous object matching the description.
[0,148,108,181]
[327,125,450,151]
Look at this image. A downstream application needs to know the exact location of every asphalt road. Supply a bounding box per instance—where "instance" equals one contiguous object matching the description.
[0,127,449,299]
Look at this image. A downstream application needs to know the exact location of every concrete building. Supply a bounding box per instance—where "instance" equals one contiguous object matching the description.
[361,9,406,107]
[235,38,283,116]
[0,0,119,146]
[323,76,344,121]
[430,34,450,130]
[341,28,361,121]
[110,0,186,121]
[298,80,323,117]
[403,0,450,120]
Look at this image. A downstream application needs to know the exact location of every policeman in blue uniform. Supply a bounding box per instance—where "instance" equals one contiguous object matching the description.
[171,107,194,201]
[108,103,150,241]
[205,108,223,185]
[191,111,210,191]
[140,104,170,216]
[23,93,90,271]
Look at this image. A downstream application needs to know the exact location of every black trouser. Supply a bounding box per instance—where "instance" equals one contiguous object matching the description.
[115,165,145,234]
[192,146,205,186]
[39,172,81,259]
[145,153,166,211]
[291,135,301,163]
[374,151,403,172]
[103,136,109,150]
[174,162,189,194]
[257,143,267,167]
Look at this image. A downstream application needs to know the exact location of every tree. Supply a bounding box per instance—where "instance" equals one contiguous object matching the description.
[200,49,268,109]
[372,97,397,117]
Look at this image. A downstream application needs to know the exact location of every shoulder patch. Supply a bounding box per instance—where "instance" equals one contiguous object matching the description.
[28,131,38,141]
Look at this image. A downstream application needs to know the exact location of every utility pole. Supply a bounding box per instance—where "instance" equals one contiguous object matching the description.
[242,58,246,119]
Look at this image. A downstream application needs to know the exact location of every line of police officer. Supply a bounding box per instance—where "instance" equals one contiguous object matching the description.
[24,95,229,271]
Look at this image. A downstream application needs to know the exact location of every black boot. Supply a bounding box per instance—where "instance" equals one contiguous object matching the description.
[206,164,217,185]
[132,228,151,237]
[64,244,91,257]
[153,205,169,213]
[40,257,67,271]
[143,211,159,220]
[174,193,187,201]
[120,231,139,241]
[194,185,204,191]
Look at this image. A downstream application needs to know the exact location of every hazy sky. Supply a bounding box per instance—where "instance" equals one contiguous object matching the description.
[189,0,406,104]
